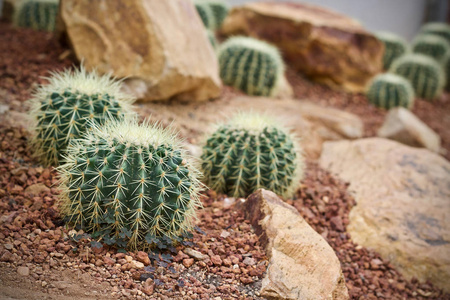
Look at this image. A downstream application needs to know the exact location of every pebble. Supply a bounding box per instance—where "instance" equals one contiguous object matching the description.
[17,266,30,276]
[243,257,256,266]
[184,248,208,260]
[4,243,13,250]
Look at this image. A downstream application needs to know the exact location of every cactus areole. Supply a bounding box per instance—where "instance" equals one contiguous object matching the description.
[58,120,203,250]
[201,113,304,199]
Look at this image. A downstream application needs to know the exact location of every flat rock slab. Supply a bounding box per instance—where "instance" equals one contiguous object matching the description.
[320,138,450,292]
[59,0,221,102]
[243,189,349,300]
[138,96,362,159]
[221,2,383,92]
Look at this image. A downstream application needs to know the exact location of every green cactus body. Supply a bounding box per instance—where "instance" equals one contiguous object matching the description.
[419,22,450,43]
[444,53,450,91]
[207,29,217,49]
[412,34,450,62]
[390,54,445,100]
[194,1,215,30]
[201,113,304,198]
[218,36,284,96]
[207,0,229,29]
[29,67,135,166]
[375,31,409,70]
[15,0,59,31]
[366,73,415,109]
[58,120,203,250]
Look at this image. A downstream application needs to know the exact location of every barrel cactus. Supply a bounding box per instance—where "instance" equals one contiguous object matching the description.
[194,0,215,30]
[218,36,284,96]
[419,22,450,43]
[412,34,450,62]
[375,31,409,70]
[58,119,203,250]
[207,29,218,49]
[366,73,415,109]
[206,0,229,29]
[29,67,135,166]
[201,113,304,198]
[444,53,450,91]
[14,0,59,31]
[390,54,445,100]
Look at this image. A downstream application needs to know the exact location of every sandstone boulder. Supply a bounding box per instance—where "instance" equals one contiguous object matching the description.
[59,0,221,102]
[320,138,450,292]
[221,2,383,92]
[139,96,362,159]
[377,107,441,153]
[243,189,348,299]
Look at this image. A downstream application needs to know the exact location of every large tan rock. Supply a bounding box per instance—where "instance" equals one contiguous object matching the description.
[320,138,450,292]
[243,189,349,300]
[221,2,383,92]
[139,96,362,159]
[377,107,441,153]
[59,0,221,102]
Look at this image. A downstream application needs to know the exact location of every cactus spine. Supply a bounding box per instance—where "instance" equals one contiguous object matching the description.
[218,36,284,96]
[15,0,59,32]
[201,113,304,198]
[390,54,445,100]
[29,67,135,166]
[366,73,415,109]
[58,119,203,250]
[419,22,450,43]
[412,34,450,62]
[375,31,409,70]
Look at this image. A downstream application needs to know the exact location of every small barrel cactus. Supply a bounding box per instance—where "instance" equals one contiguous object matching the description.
[14,0,59,32]
[206,0,229,29]
[218,36,284,96]
[207,29,218,49]
[194,0,215,30]
[58,119,204,250]
[419,22,450,43]
[29,66,135,166]
[366,73,415,109]
[390,54,445,100]
[375,31,409,70]
[201,113,304,198]
[412,34,450,62]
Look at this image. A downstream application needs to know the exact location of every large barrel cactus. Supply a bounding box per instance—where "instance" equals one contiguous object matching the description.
[58,119,203,250]
[218,36,284,96]
[419,22,450,43]
[375,31,409,70]
[390,54,445,100]
[366,73,415,109]
[412,34,450,62]
[14,0,59,31]
[201,113,304,198]
[29,67,135,166]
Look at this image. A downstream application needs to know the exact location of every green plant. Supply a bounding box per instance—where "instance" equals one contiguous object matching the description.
[444,53,450,91]
[412,34,450,62]
[201,113,304,198]
[390,53,445,100]
[58,119,204,250]
[29,66,135,166]
[419,22,450,43]
[218,36,284,96]
[207,29,217,49]
[14,0,59,32]
[366,73,415,109]
[206,0,229,29]
[375,31,409,70]
[194,0,215,30]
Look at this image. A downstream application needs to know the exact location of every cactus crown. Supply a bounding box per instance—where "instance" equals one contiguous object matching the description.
[412,34,450,62]
[375,31,409,70]
[14,0,59,32]
[58,119,204,250]
[366,73,415,109]
[201,112,304,198]
[419,22,450,43]
[29,66,135,166]
[218,36,285,96]
[390,53,445,100]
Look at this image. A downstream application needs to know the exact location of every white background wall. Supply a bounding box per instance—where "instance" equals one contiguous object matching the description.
[227,0,430,41]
